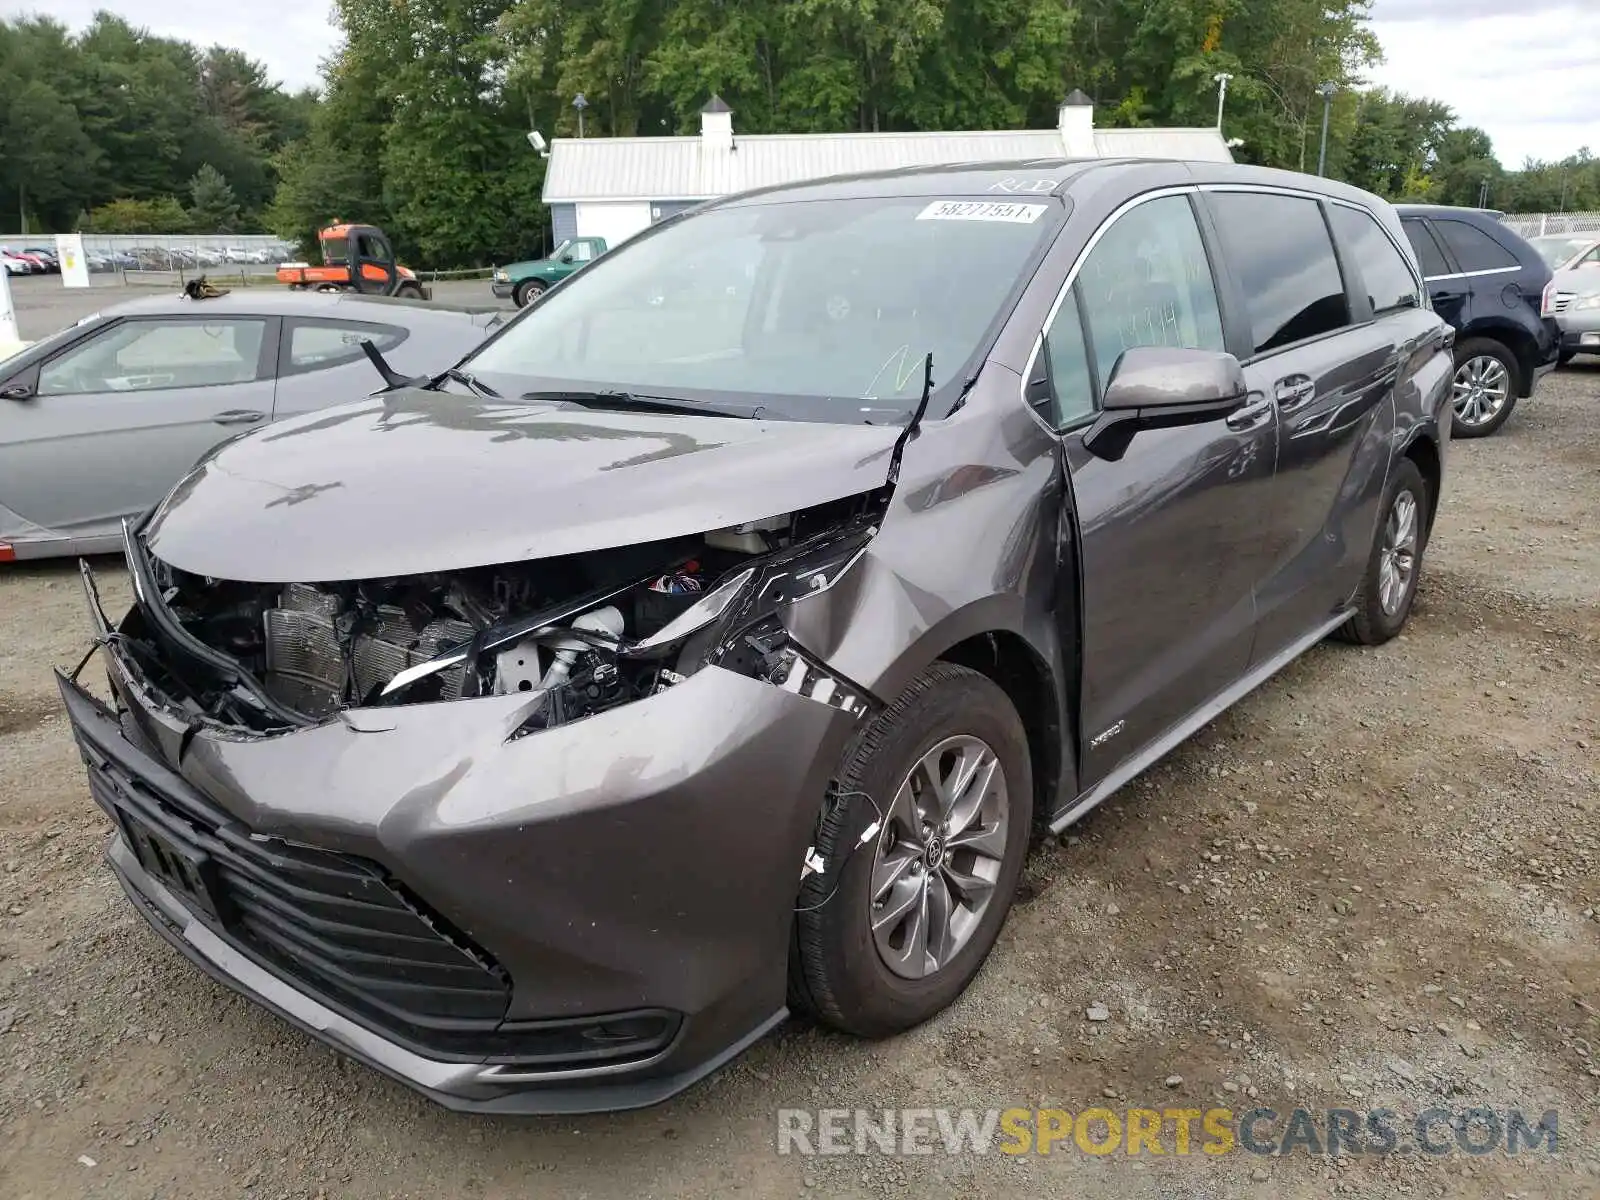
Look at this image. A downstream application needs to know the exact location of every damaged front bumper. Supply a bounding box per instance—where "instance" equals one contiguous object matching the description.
[60,563,862,1114]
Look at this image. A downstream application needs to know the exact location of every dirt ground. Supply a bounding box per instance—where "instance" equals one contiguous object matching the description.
[1,366,1597,1199]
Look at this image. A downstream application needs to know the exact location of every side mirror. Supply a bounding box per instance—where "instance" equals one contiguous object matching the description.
[1082,346,1248,461]
[0,369,37,401]
[559,253,575,264]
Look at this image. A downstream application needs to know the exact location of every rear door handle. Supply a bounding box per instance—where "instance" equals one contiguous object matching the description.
[1274,375,1317,412]
[212,409,266,426]
[1225,396,1273,432]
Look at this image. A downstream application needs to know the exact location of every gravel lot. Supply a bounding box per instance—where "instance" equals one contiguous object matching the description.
[1,348,1596,1198]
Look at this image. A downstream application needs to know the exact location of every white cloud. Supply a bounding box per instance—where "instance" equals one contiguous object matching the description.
[1366,0,1597,164]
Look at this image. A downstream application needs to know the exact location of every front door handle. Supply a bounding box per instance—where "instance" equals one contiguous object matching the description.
[1225,396,1273,432]
[1274,375,1317,412]
[212,409,266,426]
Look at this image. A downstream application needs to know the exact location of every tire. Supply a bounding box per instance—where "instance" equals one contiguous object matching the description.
[513,279,546,308]
[1337,457,1429,646]
[1450,337,1520,438]
[1557,348,1577,367]
[790,662,1033,1038]
[395,282,424,299]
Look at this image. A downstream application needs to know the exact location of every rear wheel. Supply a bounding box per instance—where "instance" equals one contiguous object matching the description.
[1338,457,1429,646]
[1558,348,1577,367]
[514,279,546,308]
[1450,338,1519,438]
[790,663,1033,1037]
[395,282,424,299]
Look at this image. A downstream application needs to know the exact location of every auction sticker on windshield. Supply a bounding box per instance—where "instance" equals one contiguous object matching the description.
[916,200,1047,223]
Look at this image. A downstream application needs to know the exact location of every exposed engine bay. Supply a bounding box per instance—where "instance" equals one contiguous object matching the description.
[112,494,881,737]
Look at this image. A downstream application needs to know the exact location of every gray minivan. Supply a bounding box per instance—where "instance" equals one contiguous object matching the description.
[59,159,1451,1113]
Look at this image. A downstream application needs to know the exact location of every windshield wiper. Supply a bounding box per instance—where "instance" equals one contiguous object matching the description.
[433,366,501,398]
[520,389,760,419]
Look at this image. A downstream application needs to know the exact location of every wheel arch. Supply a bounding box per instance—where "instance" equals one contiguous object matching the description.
[1458,321,1538,395]
[936,629,1065,836]
[1400,431,1443,536]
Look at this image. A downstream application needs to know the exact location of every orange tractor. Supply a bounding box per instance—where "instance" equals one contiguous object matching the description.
[276,223,429,299]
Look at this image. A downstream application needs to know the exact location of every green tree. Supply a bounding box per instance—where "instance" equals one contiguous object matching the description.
[188,164,240,232]
[83,195,191,233]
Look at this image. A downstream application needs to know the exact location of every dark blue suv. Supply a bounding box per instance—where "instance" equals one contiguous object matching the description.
[1398,205,1559,437]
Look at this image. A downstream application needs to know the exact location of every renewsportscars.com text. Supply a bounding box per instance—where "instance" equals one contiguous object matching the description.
[776,1106,1560,1158]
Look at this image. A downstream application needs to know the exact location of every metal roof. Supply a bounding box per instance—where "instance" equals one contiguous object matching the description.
[543,126,1233,203]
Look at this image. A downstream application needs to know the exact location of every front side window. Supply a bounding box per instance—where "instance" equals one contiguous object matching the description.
[1073,194,1225,394]
[37,319,267,395]
[1039,293,1095,427]
[1328,205,1420,315]
[1403,220,1451,278]
[1434,219,1518,273]
[1209,192,1351,354]
[570,242,595,262]
[466,196,1061,420]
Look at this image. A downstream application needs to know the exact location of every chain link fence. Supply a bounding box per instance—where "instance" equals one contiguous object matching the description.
[1501,212,1600,239]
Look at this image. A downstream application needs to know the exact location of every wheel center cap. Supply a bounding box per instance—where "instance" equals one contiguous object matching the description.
[924,834,946,866]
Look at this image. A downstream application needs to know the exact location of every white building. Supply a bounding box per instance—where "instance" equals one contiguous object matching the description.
[541,90,1234,247]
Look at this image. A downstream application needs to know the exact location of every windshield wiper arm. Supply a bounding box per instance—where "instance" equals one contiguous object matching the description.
[520,389,760,419]
[433,366,501,398]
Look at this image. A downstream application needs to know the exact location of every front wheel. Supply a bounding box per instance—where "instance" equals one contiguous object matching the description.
[790,663,1033,1038]
[1450,338,1520,438]
[513,279,546,308]
[1338,457,1430,646]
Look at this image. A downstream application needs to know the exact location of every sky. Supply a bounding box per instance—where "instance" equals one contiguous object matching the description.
[5,0,1597,167]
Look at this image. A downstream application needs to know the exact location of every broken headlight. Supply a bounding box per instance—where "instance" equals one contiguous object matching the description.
[380,525,876,732]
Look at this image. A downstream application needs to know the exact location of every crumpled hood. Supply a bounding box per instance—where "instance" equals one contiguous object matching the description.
[144,389,901,582]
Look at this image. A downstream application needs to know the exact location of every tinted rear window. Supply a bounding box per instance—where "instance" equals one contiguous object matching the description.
[1209,192,1351,355]
[1329,205,1419,315]
[1434,219,1519,273]
[1402,220,1451,278]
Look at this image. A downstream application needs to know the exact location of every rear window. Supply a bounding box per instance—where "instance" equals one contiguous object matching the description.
[1208,192,1351,355]
[1402,220,1451,278]
[1434,219,1519,273]
[1329,205,1419,315]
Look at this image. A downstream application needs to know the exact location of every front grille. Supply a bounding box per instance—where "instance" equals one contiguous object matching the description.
[1552,292,1575,313]
[80,745,514,1056]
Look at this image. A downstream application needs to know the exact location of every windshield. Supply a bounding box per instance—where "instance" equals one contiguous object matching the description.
[1533,237,1591,268]
[466,196,1061,420]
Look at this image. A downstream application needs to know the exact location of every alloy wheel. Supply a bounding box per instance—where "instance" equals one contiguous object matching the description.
[1378,488,1419,616]
[1451,356,1509,429]
[869,735,1009,980]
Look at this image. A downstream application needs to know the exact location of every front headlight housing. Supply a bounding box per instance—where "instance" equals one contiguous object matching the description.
[1572,292,1600,311]
[492,269,509,282]
[378,523,878,732]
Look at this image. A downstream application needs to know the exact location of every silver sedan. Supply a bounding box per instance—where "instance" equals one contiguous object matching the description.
[0,290,504,561]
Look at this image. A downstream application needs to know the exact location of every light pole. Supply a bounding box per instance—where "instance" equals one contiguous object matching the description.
[573,92,588,138]
[1213,72,1233,132]
[1315,82,1338,176]
[1478,177,1491,209]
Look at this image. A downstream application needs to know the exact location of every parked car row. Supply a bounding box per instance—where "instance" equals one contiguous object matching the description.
[2,246,60,274]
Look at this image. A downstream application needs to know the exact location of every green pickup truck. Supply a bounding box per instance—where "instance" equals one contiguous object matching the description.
[491,236,608,306]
